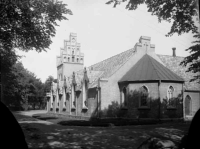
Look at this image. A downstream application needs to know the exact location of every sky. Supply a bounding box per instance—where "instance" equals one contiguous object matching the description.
[16,0,198,83]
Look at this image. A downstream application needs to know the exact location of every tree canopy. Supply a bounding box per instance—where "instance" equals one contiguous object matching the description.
[106,0,199,82]
[0,0,72,73]
[0,0,72,103]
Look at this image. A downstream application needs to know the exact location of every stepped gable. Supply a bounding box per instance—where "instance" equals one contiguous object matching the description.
[119,54,184,83]
[158,54,200,91]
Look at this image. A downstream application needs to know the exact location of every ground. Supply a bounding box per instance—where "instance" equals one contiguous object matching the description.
[13,110,190,149]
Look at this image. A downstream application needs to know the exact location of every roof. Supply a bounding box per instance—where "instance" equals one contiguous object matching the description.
[158,55,200,91]
[88,48,136,78]
[119,54,184,83]
[69,48,137,88]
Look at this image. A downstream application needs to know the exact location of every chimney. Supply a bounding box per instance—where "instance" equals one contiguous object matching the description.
[172,47,176,57]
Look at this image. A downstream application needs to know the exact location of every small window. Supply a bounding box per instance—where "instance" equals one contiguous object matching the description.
[122,87,127,107]
[140,86,148,107]
[168,86,174,106]
[185,95,192,116]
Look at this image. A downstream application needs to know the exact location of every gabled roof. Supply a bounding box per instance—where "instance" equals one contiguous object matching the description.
[88,48,136,78]
[70,48,137,88]
[119,54,184,83]
[158,55,200,91]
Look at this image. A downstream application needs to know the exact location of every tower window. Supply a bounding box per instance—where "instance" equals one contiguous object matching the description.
[64,57,66,62]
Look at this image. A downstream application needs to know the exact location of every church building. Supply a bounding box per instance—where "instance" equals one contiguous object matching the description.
[46,33,200,120]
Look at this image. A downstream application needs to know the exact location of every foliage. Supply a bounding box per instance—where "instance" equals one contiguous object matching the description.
[180,33,200,83]
[0,0,72,53]
[2,62,48,110]
[1,0,71,103]
[106,0,200,82]
[100,90,183,119]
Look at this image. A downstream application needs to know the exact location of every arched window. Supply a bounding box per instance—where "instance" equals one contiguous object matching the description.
[185,95,192,116]
[64,57,66,62]
[122,87,127,107]
[167,86,174,106]
[140,86,148,107]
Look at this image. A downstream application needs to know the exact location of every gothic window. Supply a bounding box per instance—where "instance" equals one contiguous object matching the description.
[140,86,148,107]
[185,95,192,116]
[122,87,127,107]
[167,86,175,106]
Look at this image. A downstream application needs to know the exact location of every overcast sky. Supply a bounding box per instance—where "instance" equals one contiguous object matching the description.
[16,0,198,82]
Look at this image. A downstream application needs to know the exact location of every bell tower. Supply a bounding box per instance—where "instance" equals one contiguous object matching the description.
[57,33,84,80]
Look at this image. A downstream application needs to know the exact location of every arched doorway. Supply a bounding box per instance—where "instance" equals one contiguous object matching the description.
[185,95,192,116]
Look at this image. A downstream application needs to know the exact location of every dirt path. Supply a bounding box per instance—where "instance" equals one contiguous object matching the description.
[13,111,189,149]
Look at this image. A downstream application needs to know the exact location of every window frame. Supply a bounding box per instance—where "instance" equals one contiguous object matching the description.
[139,85,150,108]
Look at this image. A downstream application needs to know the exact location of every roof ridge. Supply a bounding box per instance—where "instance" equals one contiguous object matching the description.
[148,55,160,80]
[89,48,135,69]
[157,54,185,58]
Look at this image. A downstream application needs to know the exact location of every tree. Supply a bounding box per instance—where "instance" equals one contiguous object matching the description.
[106,0,200,82]
[0,0,72,102]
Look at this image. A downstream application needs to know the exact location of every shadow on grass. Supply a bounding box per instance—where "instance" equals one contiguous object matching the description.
[14,113,190,149]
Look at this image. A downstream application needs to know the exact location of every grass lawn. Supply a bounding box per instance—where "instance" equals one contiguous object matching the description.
[13,112,190,149]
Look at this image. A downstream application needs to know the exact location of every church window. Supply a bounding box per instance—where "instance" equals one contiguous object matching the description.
[167,86,175,107]
[140,86,148,107]
[122,87,127,107]
[185,95,192,116]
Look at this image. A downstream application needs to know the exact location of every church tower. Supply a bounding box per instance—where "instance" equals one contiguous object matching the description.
[57,33,84,80]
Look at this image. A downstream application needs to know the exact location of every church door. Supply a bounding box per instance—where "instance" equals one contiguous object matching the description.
[185,95,192,116]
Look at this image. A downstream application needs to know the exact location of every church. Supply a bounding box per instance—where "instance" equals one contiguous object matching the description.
[46,33,200,120]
